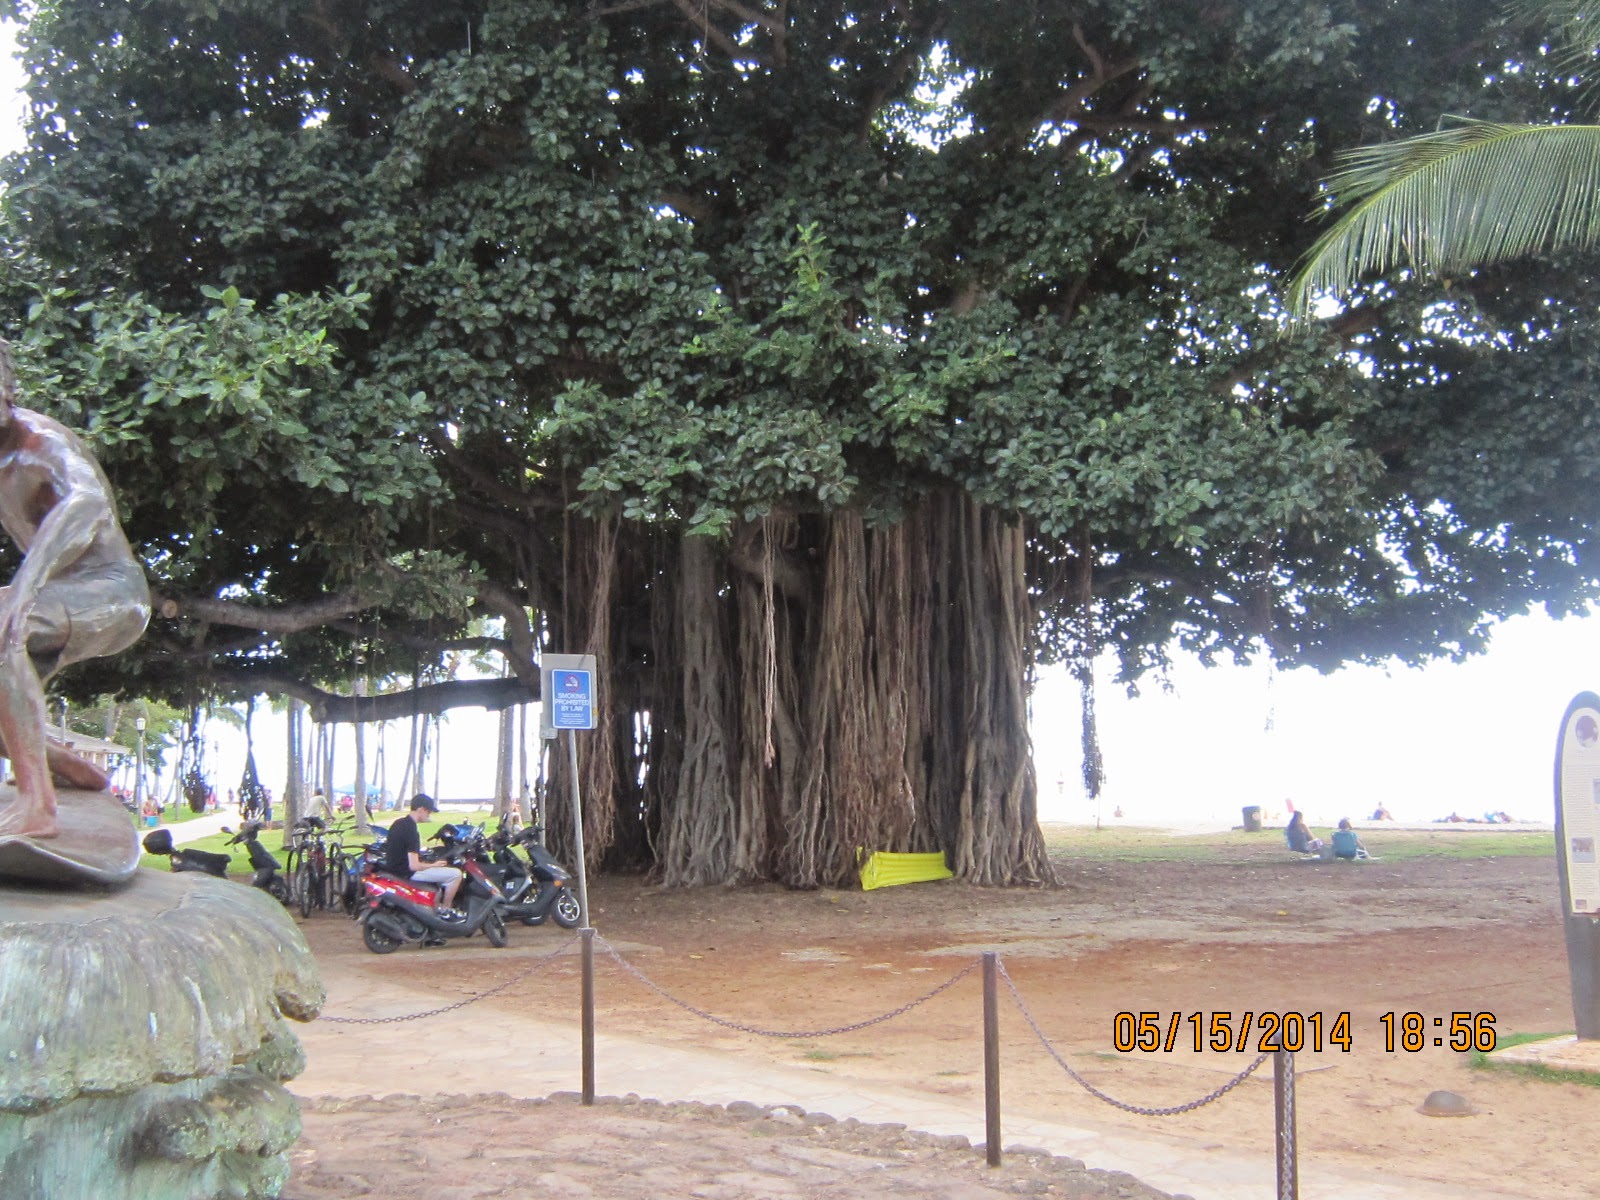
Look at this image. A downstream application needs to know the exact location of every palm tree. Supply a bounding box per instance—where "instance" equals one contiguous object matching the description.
[1289,3,1600,314]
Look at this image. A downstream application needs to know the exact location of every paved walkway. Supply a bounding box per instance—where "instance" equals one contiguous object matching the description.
[156,811,238,845]
[292,942,1527,1200]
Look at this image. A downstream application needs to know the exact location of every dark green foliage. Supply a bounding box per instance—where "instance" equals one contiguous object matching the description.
[0,1,1596,878]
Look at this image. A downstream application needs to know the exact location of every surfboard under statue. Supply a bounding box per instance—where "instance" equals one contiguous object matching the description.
[0,786,140,886]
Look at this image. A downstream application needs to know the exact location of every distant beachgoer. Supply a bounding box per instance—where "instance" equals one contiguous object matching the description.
[1331,817,1368,860]
[1286,811,1323,854]
[1371,804,1394,821]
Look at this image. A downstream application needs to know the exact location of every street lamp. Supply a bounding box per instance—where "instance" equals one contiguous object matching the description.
[133,717,147,818]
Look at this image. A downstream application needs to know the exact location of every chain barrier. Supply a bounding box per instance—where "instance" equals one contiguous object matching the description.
[596,933,980,1038]
[320,933,583,1024]
[996,959,1268,1116]
[320,935,1264,1123]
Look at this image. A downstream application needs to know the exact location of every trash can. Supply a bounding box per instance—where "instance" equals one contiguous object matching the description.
[1241,805,1262,832]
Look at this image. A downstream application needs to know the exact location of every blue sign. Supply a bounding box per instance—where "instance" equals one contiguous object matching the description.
[550,668,595,730]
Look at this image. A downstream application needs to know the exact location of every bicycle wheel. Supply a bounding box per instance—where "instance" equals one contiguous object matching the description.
[323,849,347,912]
[281,847,303,912]
[297,856,318,919]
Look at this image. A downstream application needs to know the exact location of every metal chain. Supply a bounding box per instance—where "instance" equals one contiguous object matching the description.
[321,934,582,1024]
[597,934,980,1038]
[997,960,1268,1116]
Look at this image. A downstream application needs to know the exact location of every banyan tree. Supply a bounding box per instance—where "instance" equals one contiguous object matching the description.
[6,2,1600,885]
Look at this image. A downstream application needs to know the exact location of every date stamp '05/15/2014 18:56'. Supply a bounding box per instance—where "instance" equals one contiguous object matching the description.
[1111,1011,1499,1055]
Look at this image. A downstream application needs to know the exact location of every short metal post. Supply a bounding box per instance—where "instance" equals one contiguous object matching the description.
[983,951,1001,1167]
[581,926,595,1105]
[1273,1049,1298,1200]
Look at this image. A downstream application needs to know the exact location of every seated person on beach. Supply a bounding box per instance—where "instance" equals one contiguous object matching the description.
[1331,818,1368,860]
[1371,804,1394,821]
[1285,810,1323,853]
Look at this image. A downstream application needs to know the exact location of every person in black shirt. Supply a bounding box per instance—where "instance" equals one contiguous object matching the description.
[384,793,462,911]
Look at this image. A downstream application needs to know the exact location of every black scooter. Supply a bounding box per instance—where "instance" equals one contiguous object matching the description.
[480,825,583,928]
[223,822,289,905]
[142,827,231,876]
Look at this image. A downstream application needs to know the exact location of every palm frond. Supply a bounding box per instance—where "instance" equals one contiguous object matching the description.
[1288,119,1600,314]
[1516,1,1600,77]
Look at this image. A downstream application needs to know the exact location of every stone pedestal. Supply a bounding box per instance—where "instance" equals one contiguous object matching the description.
[1,868,323,1199]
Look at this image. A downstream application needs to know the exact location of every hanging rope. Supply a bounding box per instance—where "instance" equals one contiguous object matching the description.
[238,697,268,820]
[1075,527,1104,798]
[760,515,778,767]
[181,703,208,813]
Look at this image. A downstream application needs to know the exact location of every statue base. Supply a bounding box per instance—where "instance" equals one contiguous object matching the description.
[0,867,323,1200]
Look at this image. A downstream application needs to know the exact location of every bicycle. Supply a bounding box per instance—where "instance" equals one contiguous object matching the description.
[284,816,331,918]
[284,816,365,917]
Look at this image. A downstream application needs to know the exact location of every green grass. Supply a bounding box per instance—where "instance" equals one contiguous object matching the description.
[794,1045,874,1062]
[1470,1030,1600,1087]
[1040,825,1553,864]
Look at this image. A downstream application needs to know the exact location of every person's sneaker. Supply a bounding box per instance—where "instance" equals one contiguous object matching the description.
[422,934,447,946]
[439,909,467,922]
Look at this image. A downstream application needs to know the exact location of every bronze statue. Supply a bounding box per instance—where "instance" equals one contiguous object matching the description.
[0,342,150,839]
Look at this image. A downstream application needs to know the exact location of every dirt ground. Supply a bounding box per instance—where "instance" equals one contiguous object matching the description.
[283,827,1590,1199]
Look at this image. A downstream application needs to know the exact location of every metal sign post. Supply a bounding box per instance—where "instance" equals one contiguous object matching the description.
[541,653,598,1103]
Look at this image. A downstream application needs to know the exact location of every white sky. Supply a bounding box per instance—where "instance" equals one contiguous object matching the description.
[5,27,1586,832]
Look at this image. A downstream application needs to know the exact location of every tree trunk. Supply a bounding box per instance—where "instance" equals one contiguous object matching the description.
[282,698,306,828]
[494,703,514,819]
[658,533,738,886]
[353,677,369,833]
[915,491,1051,885]
[529,495,1049,888]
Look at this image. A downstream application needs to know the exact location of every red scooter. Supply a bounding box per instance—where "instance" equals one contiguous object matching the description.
[358,844,509,953]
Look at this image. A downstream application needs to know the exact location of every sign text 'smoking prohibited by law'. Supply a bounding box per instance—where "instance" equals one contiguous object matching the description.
[540,653,597,734]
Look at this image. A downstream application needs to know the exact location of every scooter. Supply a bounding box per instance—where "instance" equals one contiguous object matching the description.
[480,824,583,928]
[223,822,290,905]
[358,841,509,953]
[141,827,231,877]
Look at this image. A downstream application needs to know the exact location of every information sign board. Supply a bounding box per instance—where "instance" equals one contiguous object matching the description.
[539,654,597,737]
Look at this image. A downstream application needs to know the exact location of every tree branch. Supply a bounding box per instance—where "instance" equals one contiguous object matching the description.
[474,580,540,686]
[154,589,372,634]
[207,669,537,723]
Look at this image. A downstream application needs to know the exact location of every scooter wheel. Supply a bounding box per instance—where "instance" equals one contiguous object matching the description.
[362,915,404,954]
[484,911,509,948]
[552,890,583,929]
[267,877,291,906]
